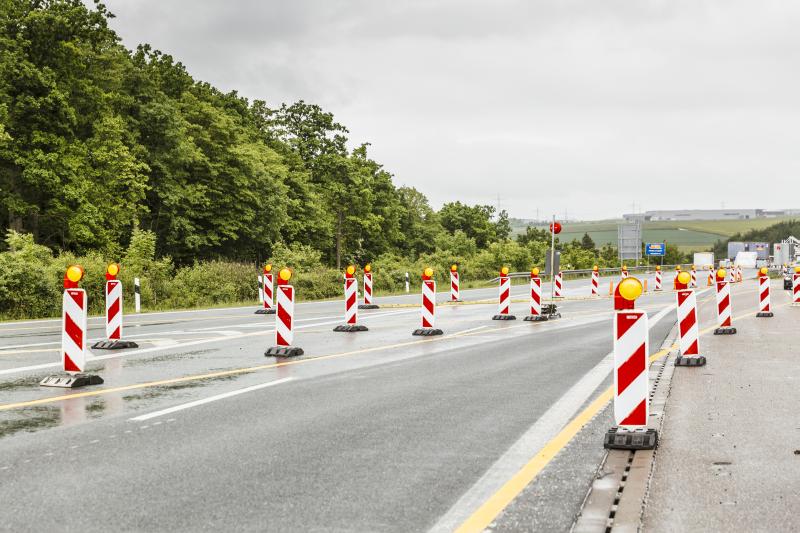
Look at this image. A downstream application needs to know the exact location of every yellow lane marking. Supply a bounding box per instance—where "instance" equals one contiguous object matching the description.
[455,302,779,532]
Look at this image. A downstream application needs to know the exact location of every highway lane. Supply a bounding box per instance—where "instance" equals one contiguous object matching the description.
[0,272,757,531]
[0,289,678,532]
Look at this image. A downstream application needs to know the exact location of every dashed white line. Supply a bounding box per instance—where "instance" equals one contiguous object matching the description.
[129,377,293,422]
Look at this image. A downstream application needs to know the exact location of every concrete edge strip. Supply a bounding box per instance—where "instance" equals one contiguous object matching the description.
[570,323,679,532]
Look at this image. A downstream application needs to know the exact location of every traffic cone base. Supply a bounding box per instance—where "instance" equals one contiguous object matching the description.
[91,340,139,350]
[333,324,369,332]
[264,346,304,357]
[675,355,706,367]
[40,373,104,388]
[603,427,658,450]
[412,328,443,336]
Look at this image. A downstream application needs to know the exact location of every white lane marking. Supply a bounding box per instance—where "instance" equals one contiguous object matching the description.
[429,303,675,532]
[129,377,293,422]
[0,308,421,376]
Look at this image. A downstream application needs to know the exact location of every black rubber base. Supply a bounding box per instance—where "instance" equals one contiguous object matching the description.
[713,327,737,335]
[492,314,517,321]
[412,328,443,336]
[40,373,104,388]
[255,308,276,315]
[91,340,139,350]
[358,304,380,310]
[264,346,304,357]
[546,313,562,320]
[523,315,549,322]
[675,355,706,367]
[756,312,774,318]
[333,324,369,332]
[603,427,658,450]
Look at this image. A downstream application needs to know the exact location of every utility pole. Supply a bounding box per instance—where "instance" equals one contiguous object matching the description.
[550,214,556,303]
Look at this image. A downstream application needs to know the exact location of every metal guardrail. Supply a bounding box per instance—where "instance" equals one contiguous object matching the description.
[488,264,684,283]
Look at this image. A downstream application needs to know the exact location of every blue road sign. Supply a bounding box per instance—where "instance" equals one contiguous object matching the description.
[645,243,666,256]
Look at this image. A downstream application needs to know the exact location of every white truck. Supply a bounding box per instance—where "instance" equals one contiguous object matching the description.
[734,251,758,268]
[693,252,714,269]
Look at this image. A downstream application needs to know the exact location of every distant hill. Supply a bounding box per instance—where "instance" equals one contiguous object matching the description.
[511,216,798,253]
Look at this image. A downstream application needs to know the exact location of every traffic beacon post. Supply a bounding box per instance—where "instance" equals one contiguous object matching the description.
[92,263,139,349]
[255,263,276,315]
[792,266,800,306]
[41,265,104,388]
[449,264,462,302]
[334,265,368,332]
[524,267,548,322]
[756,266,773,318]
[714,267,737,335]
[264,268,304,357]
[412,267,443,336]
[674,270,705,367]
[604,277,657,450]
[359,263,379,310]
[591,265,600,296]
[654,265,662,291]
[492,266,516,321]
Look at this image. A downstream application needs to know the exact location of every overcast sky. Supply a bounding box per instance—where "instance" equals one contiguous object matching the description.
[98,0,800,221]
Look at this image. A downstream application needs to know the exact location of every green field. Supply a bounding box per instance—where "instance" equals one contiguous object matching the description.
[512,216,796,252]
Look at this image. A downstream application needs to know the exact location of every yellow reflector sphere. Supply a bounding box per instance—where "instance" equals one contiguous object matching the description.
[424,267,434,278]
[279,268,292,281]
[531,267,540,276]
[264,263,272,272]
[66,265,83,283]
[451,264,457,272]
[759,267,768,276]
[795,266,800,274]
[346,265,355,276]
[717,268,727,279]
[107,263,119,277]
[364,264,372,273]
[501,266,509,276]
[677,271,691,285]
[618,277,643,301]
[593,265,599,271]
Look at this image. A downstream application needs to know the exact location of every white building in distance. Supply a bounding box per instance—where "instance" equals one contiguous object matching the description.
[623,209,800,222]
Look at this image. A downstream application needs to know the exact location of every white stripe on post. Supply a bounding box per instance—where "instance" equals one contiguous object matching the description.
[106,280,123,340]
[263,273,273,310]
[62,288,87,373]
[716,281,732,327]
[276,285,295,346]
[613,310,649,428]
[344,277,358,325]
[421,280,436,328]
[554,271,563,298]
[676,289,700,356]
[450,271,460,301]
[530,277,542,316]
[498,276,511,315]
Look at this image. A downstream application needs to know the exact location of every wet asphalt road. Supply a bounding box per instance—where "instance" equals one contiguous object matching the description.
[0,272,730,532]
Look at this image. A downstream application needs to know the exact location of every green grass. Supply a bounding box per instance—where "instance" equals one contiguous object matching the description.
[511,216,796,252]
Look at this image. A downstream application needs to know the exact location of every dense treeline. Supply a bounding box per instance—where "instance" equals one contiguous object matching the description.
[1,0,671,318]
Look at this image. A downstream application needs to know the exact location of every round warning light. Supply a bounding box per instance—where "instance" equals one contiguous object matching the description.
[619,277,643,301]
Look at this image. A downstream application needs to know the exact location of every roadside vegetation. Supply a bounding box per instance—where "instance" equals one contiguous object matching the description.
[0,1,702,319]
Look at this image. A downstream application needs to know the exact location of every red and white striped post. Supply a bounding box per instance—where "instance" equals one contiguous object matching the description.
[554,271,564,298]
[93,263,138,350]
[413,267,442,336]
[335,266,368,332]
[450,264,462,302]
[493,266,516,320]
[265,268,304,357]
[40,265,104,388]
[604,277,657,450]
[591,265,600,296]
[256,264,275,315]
[672,265,682,290]
[674,270,705,366]
[714,268,737,335]
[524,268,548,322]
[359,264,380,309]
[792,266,800,306]
[621,265,628,279]
[654,266,662,291]
[690,265,697,288]
[707,267,714,287]
[756,267,773,317]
